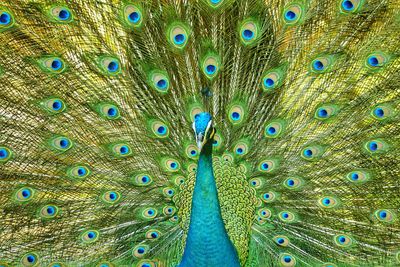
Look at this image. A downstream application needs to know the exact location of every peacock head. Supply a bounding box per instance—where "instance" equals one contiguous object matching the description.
[193,112,215,151]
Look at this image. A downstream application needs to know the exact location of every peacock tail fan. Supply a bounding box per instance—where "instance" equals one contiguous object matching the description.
[0,0,399,266]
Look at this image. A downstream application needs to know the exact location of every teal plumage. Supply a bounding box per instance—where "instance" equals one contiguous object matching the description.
[0,0,400,266]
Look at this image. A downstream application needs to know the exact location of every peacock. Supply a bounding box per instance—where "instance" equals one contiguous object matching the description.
[0,0,400,266]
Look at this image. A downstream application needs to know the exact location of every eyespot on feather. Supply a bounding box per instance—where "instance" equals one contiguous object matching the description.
[339,0,364,13]
[38,57,67,74]
[39,205,59,219]
[97,56,121,75]
[110,143,132,158]
[0,8,15,30]
[14,187,35,202]
[334,234,353,247]
[41,98,66,114]
[81,230,99,244]
[133,173,153,186]
[21,252,39,267]
[0,146,12,163]
[123,4,144,28]
[279,253,296,266]
[48,5,73,23]
[239,18,261,46]
[167,22,190,50]
[283,3,304,25]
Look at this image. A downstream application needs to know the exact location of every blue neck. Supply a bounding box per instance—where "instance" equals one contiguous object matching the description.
[179,141,240,267]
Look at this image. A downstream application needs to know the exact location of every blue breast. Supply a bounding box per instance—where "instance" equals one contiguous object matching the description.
[179,146,240,267]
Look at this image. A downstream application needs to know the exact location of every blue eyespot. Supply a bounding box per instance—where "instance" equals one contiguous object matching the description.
[282,212,289,219]
[58,9,71,20]
[77,167,86,176]
[170,162,177,169]
[174,34,186,45]
[267,127,276,135]
[342,0,354,11]
[213,140,218,146]
[206,65,216,75]
[372,107,385,118]
[261,163,269,170]
[59,138,69,149]
[211,0,222,3]
[287,179,295,186]
[142,176,149,183]
[0,12,11,25]
[322,198,331,205]
[120,145,129,155]
[318,109,328,118]
[284,256,292,263]
[87,231,96,239]
[369,141,378,151]
[313,60,324,71]
[242,29,254,40]
[156,79,167,89]
[107,107,117,117]
[22,189,31,198]
[236,148,244,154]
[27,255,36,263]
[109,192,116,200]
[285,10,296,21]
[231,112,240,121]
[379,210,387,219]
[47,206,55,215]
[0,148,9,159]
[351,173,359,180]
[107,61,119,72]
[52,100,62,111]
[303,149,313,158]
[368,56,379,67]
[338,236,346,243]
[190,150,197,155]
[129,12,140,23]
[264,78,274,88]
[51,59,63,71]
[157,126,167,135]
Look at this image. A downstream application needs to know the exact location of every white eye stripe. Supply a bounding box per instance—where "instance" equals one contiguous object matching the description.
[205,120,212,136]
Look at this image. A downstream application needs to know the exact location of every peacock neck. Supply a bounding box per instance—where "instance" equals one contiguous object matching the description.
[179,140,240,267]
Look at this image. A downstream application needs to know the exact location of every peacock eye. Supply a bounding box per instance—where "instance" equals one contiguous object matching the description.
[0,10,15,29]
[279,253,296,266]
[21,252,39,266]
[141,207,158,219]
[123,4,143,28]
[49,6,73,23]
[0,146,12,163]
[101,191,121,204]
[38,57,66,74]
[132,244,149,258]
[145,229,161,240]
[97,56,121,75]
[167,22,190,49]
[283,4,304,25]
[239,19,260,45]
[334,234,353,247]
[39,205,59,219]
[81,230,99,243]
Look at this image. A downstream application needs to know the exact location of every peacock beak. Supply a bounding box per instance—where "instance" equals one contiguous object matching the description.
[195,133,206,150]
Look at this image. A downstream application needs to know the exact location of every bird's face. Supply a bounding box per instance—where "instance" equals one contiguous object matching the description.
[193,112,215,151]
